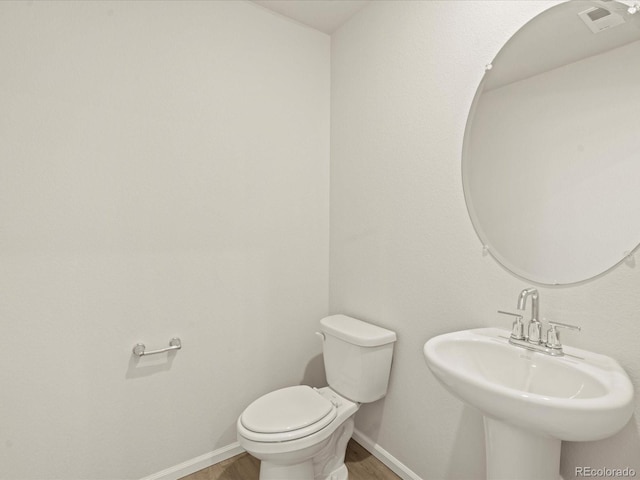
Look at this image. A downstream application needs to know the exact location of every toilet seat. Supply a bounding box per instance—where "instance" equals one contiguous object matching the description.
[239,386,337,442]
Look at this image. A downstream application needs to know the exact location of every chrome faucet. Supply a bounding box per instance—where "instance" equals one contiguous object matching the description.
[517,287,541,344]
[498,288,581,356]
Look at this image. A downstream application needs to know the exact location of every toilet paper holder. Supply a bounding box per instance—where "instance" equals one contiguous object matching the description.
[132,338,182,357]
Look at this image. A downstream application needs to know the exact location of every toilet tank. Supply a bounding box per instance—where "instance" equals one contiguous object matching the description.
[320,315,397,403]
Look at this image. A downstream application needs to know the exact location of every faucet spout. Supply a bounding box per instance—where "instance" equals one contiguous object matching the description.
[517,287,539,323]
[517,287,541,343]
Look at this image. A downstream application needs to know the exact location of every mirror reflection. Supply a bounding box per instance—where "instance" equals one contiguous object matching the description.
[463,0,640,285]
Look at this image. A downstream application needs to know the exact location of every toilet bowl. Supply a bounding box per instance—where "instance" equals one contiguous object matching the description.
[237,386,358,480]
[237,315,397,480]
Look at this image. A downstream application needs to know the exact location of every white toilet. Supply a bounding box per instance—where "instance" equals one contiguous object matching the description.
[237,314,397,480]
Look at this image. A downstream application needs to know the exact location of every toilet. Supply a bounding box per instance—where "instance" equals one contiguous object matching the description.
[237,314,397,480]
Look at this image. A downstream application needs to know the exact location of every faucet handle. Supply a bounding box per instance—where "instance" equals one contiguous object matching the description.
[546,321,581,350]
[498,310,524,340]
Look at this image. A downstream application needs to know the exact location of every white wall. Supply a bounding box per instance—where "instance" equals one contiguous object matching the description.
[330,1,640,479]
[0,1,329,479]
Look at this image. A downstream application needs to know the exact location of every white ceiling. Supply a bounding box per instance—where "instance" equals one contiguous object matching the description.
[251,0,371,34]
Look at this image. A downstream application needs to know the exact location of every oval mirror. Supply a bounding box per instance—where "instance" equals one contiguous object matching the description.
[463,0,640,285]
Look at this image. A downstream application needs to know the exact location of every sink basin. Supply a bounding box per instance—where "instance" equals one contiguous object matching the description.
[424,328,634,480]
[424,327,633,441]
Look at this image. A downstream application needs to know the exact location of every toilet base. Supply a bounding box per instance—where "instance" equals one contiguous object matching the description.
[324,464,348,480]
[313,417,353,480]
[260,460,315,480]
[256,416,355,480]
[259,460,348,480]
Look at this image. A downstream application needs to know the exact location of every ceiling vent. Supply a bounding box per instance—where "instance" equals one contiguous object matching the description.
[578,4,626,33]
[578,0,625,33]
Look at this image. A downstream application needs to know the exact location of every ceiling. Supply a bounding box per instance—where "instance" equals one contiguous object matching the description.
[251,0,371,34]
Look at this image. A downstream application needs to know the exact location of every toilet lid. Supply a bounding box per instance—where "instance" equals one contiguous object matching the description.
[241,386,335,435]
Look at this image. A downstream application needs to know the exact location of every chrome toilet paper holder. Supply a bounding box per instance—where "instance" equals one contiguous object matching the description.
[132,338,182,357]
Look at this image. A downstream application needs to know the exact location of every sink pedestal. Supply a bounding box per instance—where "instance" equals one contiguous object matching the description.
[484,417,561,480]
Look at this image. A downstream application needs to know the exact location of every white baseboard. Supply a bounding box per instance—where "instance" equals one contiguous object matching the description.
[139,442,245,480]
[352,428,423,480]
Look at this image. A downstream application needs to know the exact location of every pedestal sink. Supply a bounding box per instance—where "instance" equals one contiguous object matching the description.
[423,328,634,480]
